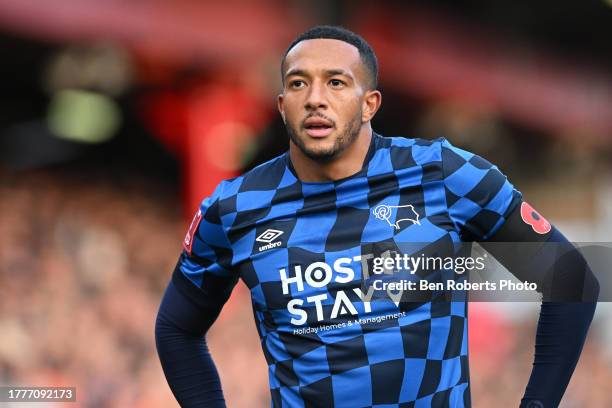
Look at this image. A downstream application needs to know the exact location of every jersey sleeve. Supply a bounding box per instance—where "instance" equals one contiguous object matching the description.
[175,183,238,309]
[440,138,522,241]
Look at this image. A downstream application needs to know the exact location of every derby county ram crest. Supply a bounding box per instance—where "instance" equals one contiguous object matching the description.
[372,204,421,230]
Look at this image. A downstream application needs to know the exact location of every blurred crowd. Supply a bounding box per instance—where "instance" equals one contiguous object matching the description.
[0,169,186,407]
[468,304,612,407]
[0,169,611,407]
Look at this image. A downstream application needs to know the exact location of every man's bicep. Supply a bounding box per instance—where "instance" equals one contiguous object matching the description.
[157,269,217,337]
[173,255,238,318]
[480,200,599,301]
[173,192,239,327]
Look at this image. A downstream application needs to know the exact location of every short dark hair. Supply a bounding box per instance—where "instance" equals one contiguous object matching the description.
[281,25,378,90]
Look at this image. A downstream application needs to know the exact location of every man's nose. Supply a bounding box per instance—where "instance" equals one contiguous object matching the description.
[304,81,327,110]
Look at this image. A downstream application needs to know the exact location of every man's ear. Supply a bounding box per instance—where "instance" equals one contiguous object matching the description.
[277,94,286,124]
[362,90,382,123]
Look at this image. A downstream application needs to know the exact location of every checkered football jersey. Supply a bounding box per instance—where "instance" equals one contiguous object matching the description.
[178,133,522,408]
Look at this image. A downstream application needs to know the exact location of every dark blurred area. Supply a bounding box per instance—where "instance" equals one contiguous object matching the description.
[0,1,611,406]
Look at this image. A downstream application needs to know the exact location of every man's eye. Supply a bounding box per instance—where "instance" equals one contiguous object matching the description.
[330,79,345,87]
[290,80,305,88]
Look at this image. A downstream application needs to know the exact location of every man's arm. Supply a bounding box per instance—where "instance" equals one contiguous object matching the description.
[156,185,238,407]
[155,265,228,407]
[439,139,599,406]
[481,200,599,408]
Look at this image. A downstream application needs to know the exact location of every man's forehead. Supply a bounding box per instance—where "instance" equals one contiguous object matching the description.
[284,38,361,74]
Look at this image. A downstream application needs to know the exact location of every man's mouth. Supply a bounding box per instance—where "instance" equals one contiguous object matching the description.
[303,117,334,138]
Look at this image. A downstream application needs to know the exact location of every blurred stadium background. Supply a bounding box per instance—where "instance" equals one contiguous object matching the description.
[0,0,611,406]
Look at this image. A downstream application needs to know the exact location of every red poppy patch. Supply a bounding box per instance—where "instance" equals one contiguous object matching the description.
[520,202,551,235]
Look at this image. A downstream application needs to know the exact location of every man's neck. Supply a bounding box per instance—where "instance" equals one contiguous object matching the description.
[289,125,373,183]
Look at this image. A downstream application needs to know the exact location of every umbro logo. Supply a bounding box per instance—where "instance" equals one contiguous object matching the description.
[256,229,284,243]
[256,229,284,252]
[373,204,421,230]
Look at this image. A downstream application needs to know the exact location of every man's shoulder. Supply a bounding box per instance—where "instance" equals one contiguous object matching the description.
[213,152,289,203]
[377,134,490,167]
[373,133,448,169]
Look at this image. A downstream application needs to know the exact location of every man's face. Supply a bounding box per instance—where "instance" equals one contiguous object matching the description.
[278,39,370,162]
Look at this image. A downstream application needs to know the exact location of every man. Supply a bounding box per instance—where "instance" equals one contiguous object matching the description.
[156,26,598,407]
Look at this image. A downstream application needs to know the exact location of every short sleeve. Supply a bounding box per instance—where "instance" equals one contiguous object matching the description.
[440,138,522,241]
[175,183,237,305]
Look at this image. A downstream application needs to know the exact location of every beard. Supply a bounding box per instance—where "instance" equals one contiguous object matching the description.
[285,109,363,163]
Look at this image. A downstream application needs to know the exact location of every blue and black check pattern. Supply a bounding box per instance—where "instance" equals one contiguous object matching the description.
[179,133,521,407]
